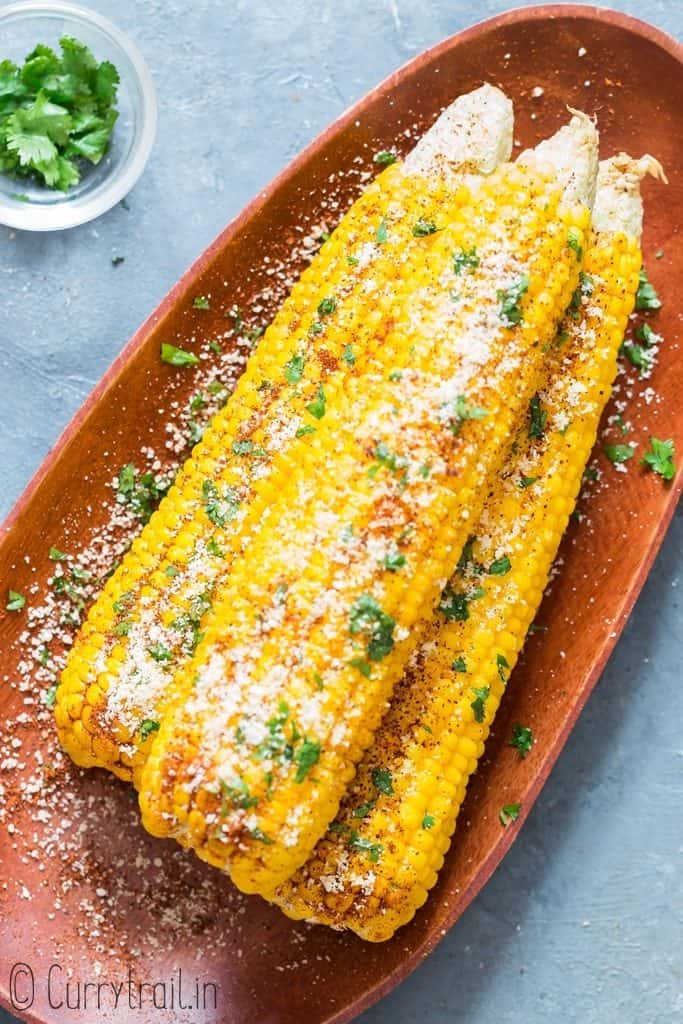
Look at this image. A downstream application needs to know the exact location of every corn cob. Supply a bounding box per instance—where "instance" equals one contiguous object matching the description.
[55,85,514,785]
[138,116,597,896]
[271,155,659,940]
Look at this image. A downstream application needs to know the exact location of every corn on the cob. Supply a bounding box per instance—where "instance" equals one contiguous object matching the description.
[271,155,658,940]
[55,85,514,785]
[138,116,596,896]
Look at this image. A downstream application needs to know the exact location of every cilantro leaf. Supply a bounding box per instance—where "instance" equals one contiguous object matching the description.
[510,724,533,758]
[635,267,661,311]
[641,437,675,481]
[161,342,199,367]
[470,686,490,723]
[498,274,529,327]
[349,594,395,662]
[412,218,438,237]
[499,802,521,826]
[371,767,394,796]
[603,443,635,465]
[6,589,26,612]
[294,738,321,783]
[139,718,161,742]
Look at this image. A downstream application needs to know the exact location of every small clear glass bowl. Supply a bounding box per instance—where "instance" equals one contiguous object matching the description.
[0,1,157,231]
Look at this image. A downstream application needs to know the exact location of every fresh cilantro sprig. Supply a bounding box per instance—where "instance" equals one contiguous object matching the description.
[642,437,675,481]
[0,37,120,192]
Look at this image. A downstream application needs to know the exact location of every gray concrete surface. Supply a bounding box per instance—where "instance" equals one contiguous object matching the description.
[1,1,681,1022]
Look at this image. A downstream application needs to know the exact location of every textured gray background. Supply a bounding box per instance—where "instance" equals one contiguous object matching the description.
[1,1,681,1022]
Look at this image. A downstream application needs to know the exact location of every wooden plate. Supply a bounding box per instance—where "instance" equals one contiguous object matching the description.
[1,6,681,1023]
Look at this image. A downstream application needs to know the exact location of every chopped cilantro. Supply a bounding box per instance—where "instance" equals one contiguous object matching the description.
[220,776,258,811]
[621,341,652,373]
[349,831,382,862]
[641,437,675,481]
[373,150,396,166]
[528,393,547,440]
[368,441,409,480]
[445,394,489,435]
[470,686,490,723]
[342,344,356,366]
[510,723,534,758]
[164,564,178,577]
[43,684,58,710]
[603,443,635,465]
[253,701,296,764]
[49,547,67,561]
[438,586,479,622]
[112,591,132,614]
[499,802,521,826]
[350,657,372,678]
[294,738,321,783]
[202,479,240,527]
[635,267,661,310]
[0,37,120,192]
[422,814,435,830]
[452,656,467,673]
[412,218,438,237]
[346,254,360,267]
[489,555,511,576]
[206,536,224,557]
[111,255,124,267]
[635,322,656,344]
[161,342,198,367]
[498,274,529,327]
[519,475,538,489]
[139,718,160,742]
[569,271,593,316]
[457,536,480,574]
[375,216,388,243]
[349,594,395,661]
[7,589,27,612]
[312,672,324,691]
[295,424,316,438]
[382,543,406,572]
[249,826,273,845]
[567,227,583,260]
[453,247,480,274]
[147,642,172,664]
[328,821,349,834]
[284,351,305,384]
[193,295,210,310]
[306,384,326,419]
[116,464,172,523]
[353,801,375,819]
[317,296,337,317]
[497,652,510,683]
[232,439,267,457]
[371,767,394,796]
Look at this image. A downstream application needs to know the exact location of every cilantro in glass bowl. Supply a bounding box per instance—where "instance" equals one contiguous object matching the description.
[0,1,156,230]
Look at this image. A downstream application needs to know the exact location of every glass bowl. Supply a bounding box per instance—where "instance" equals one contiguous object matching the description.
[0,1,157,231]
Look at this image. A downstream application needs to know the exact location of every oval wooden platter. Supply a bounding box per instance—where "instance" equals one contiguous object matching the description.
[1,6,681,1024]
